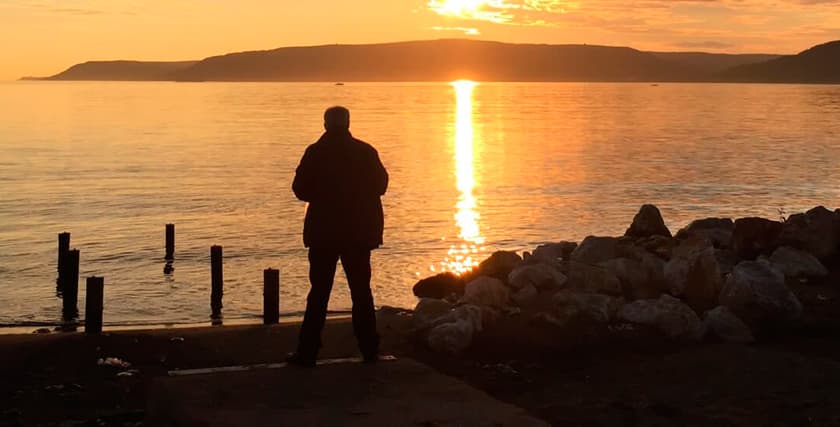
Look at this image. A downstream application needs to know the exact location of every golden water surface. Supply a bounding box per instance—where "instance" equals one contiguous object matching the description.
[1,81,839,326]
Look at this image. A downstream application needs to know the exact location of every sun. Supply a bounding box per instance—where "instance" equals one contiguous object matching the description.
[429,0,489,18]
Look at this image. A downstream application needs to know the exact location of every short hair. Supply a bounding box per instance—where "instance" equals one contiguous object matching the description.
[324,106,350,130]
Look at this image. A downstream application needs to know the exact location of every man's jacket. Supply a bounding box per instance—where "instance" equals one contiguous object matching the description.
[292,130,388,249]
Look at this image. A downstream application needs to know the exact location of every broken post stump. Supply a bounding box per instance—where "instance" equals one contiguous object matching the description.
[61,249,80,321]
[165,224,175,260]
[211,246,223,318]
[84,277,104,334]
[263,268,280,324]
[56,232,70,291]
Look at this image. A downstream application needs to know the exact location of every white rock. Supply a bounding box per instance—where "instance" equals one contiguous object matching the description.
[703,306,754,343]
[720,261,803,324]
[600,257,648,292]
[664,238,723,312]
[554,290,623,324]
[463,276,510,307]
[619,295,706,340]
[511,284,539,307]
[769,246,828,278]
[427,319,474,354]
[413,298,453,329]
[508,263,568,290]
[567,262,623,296]
[426,305,483,354]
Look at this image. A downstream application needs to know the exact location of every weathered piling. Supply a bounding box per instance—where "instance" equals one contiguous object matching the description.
[211,245,223,318]
[61,249,80,320]
[165,224,175,260]
[263,268,280,324]
[56,232,70,291]
[57,232,70,272]
[84,277,104,334]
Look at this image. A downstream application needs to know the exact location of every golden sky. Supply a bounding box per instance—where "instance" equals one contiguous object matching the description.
[2,0,839,81]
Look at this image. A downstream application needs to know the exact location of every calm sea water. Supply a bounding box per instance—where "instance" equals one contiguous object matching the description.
[1,81,839,327]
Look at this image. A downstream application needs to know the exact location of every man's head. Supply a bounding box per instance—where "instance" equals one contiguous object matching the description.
[324,106,350,132]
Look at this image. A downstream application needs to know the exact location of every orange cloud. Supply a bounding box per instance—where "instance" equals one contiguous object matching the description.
[426,0,571,25]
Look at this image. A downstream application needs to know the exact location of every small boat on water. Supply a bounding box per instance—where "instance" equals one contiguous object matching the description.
[335,82,345,86]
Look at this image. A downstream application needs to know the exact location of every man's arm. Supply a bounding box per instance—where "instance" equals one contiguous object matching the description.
[372,149,388,196]
[292,146,317,202]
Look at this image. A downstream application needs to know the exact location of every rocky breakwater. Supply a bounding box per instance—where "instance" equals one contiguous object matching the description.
[411,204,840,354]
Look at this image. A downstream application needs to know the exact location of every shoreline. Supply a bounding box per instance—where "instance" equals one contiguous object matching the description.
[0,311,368,337]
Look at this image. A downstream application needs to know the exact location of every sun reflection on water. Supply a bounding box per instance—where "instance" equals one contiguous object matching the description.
[436,80,486,275]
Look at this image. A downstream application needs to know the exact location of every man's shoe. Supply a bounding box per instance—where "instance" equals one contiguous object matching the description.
[362,352,379,364]
[285,352,316,368]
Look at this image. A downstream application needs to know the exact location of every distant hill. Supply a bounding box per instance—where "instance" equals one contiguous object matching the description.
[29,60,197,81]
[22,39,840,83]
[650,52,781,75]
[169,39,695,82]
[721,41,840,83]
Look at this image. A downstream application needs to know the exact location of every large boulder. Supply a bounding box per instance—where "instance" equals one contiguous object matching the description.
[570,236,620,264]
[531,242,578,262]
[511,284,539,307]
[664,238,723,313]
[413,298,454,329]
[625,204,672,239]
[720,261,802,326]
[732,217,784,260]
[413,273,464,299]
[599,257,658,299]
[598,252,668,300]
[566,262,623,296]
[426,305,483,354]
[715,249,737,275]
[640,254,669,298]
[636,235,678,260]
[703,306,754,343]
[508,263,568,291]
[619,294,706,341]
[769,246,828,278]
[463,276,510,307]
[834,208,840,240]
[676,218,734,248]
[777,206,839,261]
[475,251,522,280]
[554,290,624,324]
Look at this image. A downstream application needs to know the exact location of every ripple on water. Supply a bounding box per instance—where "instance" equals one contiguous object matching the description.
[1,82,839,326]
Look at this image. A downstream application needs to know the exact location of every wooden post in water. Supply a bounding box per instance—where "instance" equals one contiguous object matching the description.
[210,246,223,318]
[165,224,175,260]
[84,277,104,334]
[61,249,80,321]
[56,232,70,291]
[263,268,280,325]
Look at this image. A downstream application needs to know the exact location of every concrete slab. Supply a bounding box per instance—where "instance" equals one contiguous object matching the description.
[147,358,548,427]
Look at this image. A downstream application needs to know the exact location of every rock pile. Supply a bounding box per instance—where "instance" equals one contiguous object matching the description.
[411,205,838,354]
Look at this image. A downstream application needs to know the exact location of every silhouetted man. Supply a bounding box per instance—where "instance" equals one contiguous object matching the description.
[288,106,388,366]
